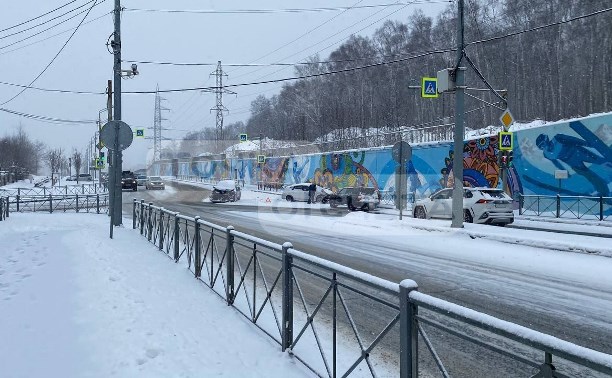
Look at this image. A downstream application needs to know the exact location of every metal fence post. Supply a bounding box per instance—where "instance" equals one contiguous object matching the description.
[556,194,561,218]
[225,225,235,305]
[400,279,419,378]
[76,194,79,213]
[132,199,137,229]
[159,208,164,250]
[16,194,20,212]
[174,213,180,262]
[519,194,524,216]
[140,200,145,235]
[49,194,53,213]
[281,242,294,352]
[97,194,100,214]
[5,197,9,218]
[82,184,85,194]
[43,187,46,196]
[0,197,3,221]
[148,202,153,241]
[65,186,68,195]
[194,216,201,278]
[600,196,604,222]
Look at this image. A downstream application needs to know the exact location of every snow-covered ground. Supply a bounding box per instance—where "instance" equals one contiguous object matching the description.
[0,212,312,378]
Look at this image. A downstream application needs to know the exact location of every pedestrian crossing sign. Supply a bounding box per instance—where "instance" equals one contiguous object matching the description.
[421,77,438,98]
[239,133,248,142]
[499,132,513,151]
[257,155,266,163]
[135,128,144,137]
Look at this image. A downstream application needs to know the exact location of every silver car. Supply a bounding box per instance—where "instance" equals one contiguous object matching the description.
[136,175,147,186]
[145,176,165,190]
[413,187,514,225]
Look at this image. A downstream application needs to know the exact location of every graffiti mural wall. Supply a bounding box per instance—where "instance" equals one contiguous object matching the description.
[151,113,612,202]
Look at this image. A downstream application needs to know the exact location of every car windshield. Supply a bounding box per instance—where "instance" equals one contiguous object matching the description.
[150,176,162,181]
[138,175,147,179]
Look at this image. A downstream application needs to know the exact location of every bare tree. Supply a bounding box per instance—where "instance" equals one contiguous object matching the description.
[72,149,83,183]
[46,148,64,186]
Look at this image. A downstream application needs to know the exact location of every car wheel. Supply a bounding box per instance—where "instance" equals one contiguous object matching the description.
[315,194,323,203]
[464,209,473,223]
[133,187,137,192]
[232,194,237,202]
[330,201,338,208]
[286,195,294,202]
[414,206,426,219]
[361,204,370,212]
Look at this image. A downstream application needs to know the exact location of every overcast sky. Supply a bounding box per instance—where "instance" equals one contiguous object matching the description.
[0,0,450,171]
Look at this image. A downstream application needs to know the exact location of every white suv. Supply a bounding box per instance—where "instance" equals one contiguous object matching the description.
[413,187,514,225]
[282,183,332,202]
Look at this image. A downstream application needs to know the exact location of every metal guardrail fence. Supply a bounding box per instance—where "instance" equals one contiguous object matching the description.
[0,183,107,198]
[518,194,611,221]
[5,194,109,214]
[133,199,612,378]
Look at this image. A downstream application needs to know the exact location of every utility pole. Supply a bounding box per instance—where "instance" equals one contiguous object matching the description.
[106,80,114,220]
[210,61,235,152]
[111,0,122,226]
[451,0,466,229]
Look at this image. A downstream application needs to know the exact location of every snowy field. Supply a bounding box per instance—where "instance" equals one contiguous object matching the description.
[0,212,312,378]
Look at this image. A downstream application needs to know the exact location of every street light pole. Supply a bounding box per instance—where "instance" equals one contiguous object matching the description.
[112,0,123,226]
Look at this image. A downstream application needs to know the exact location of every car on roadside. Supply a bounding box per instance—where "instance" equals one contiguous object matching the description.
[326,187,381,211]
[136,175,148,186]
[210,180,241,203]
[78,173,93,182]
[145,176,165,190]
[121,171,138,191]
[412,187,514,225]
[282,183,333,203]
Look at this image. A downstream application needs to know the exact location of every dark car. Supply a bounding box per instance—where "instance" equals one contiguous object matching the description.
[121,171,138,191]
[210,180,241,203]
[326,187,381,211]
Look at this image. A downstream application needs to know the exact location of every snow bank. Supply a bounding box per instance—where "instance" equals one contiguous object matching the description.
[0,213,312,377]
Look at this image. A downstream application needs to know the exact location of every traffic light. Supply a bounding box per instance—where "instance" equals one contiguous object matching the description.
[100,151,105,160]
[501,152,508,168]
[507,150,513,167]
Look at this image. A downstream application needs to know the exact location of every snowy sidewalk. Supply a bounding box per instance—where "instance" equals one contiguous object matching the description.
[0,213,312,378]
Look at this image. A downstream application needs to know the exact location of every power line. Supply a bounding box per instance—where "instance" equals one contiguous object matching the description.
[0,107,96,124]
[0,0,97,40]
[466,6,612,47]
[0,0,100,105]
[0,12,111,56]
[122,2,450,15]
[0,80,104,94]
[0,0,78,33]
[0,1,107,51]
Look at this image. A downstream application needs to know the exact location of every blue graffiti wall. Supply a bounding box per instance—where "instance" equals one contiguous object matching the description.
[152,113,612,204]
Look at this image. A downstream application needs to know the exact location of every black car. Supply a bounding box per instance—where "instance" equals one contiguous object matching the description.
[121,171,138,191]
[210,180,241,203]
[326,187,381,211]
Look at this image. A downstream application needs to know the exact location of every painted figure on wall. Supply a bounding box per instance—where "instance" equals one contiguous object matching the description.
[262,158,289,185]
[313,152,378,192]
[536,121,611,196]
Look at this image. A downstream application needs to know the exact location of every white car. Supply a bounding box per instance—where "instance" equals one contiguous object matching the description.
[282,183,332,203]
[413,187,514,225]
[145,176,165,190]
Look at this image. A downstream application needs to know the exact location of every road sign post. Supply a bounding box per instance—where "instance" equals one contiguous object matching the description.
[392,141,412,220]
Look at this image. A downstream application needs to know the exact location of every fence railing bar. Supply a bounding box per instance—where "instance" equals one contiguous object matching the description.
[417,323,451,378]
[292,277,334,378]
[417,315,538,368]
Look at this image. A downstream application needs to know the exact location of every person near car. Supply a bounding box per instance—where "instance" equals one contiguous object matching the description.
[308,182,316,204]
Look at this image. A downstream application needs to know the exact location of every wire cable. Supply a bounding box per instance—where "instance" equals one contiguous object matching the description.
[0,0,97,40]
[0,107,96,124]
[0,0,99,105]
[0,1,107,51]
[466,6,612,47]
[0,0,78,33]
[0,12,111,56]
[122,2,450,15]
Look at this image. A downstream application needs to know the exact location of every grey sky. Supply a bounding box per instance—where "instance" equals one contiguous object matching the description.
[0,0,449,171]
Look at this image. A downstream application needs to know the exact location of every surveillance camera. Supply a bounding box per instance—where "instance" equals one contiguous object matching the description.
[131,63,138,75]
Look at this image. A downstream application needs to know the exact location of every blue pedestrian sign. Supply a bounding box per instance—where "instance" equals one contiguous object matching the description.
[421,77,438,98]
[239,133,248,142]
[499,132,513,151]
[257,155,266,164]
